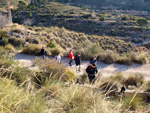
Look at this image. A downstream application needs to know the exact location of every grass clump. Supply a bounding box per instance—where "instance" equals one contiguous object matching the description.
[47,41,57,48]
[122,95,144,111]
[110,72,126,84]
[22,44,41,55]
[51,47,61,56]
[124,73,145,88]
[0,77,46,113]
[32,58,75,86]
[8,37,24,47]
[4,44,15,52]
[99,50,118,64]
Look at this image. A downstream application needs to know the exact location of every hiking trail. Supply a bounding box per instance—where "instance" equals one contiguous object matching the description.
[14,53,150,81]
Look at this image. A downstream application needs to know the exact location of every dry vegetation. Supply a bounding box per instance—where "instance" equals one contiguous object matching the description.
[2,24,149,65]
[0,47,149,112]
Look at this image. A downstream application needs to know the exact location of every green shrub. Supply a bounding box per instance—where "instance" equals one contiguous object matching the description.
[28,12,33,18]
[121,16,128,21]
[1,38,8,46]
[137,18,148,26]
[99,16,105,21]
[47,41,57,48]
[23,44,41,55]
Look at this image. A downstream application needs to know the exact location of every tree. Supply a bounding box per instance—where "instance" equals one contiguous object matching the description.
[137,18,148,26]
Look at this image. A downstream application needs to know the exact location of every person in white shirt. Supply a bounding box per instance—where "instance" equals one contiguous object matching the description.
[56,53,61,64]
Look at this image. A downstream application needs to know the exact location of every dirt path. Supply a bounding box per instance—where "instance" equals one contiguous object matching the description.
[14,53,150,80]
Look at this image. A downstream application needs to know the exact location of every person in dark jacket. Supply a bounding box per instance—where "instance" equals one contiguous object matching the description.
[86,63,98,83]
[74,53,81,72]
[119,85,126,95]
[40,46,46,59]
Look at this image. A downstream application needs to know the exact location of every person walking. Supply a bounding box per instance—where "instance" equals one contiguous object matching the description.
[56,53,61,64]
[74,53,81,72]
[90,56,97,64]
[68,50,74,66]
[40,46,46,59]
[86,63,98,83]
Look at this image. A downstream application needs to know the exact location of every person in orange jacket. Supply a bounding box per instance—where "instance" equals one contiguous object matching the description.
[68,50,74,66]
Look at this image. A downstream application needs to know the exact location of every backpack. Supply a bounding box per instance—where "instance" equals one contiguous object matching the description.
[54,55,57,61]
[86,65,91,73]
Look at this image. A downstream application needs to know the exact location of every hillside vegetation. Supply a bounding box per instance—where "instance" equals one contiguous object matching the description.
[2,24,149,65]
[57,0,150,12]
[0,47,149,112]
[11,1,150,48]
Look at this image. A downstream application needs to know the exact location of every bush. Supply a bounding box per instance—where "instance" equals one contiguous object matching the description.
[47,41,57,48]
[121,16,128,21]
[51,48,61,56]
[135,54,149,64]
[75,42,102,60]
[11,29,22,33]
[0,57,14,68]
[0,47,14,68]
[4,44,15,52]
[8,37,24,47]
[1,38,8,46]
[76,73,88,84]
[33,38,41,44]
[124,73,145,88]
[32,58,75,86]
[99,16,105,21]
[110,72,126,84]
[23,44,41,55]
[137,18,148,26]
[99,50,118,64]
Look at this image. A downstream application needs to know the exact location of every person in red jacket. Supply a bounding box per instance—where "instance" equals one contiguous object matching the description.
[68,50,74,66]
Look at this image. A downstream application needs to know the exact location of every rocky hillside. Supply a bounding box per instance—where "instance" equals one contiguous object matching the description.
[0,0,30,12]
[11,1,150,47]
[57,0,150,12]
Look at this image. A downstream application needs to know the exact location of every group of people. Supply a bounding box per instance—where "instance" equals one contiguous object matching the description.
[40,47,126,94]
[40,47,98,84]
[68,50,98,83]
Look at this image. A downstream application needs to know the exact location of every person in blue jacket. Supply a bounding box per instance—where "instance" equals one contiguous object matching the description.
[90,56,97,64]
